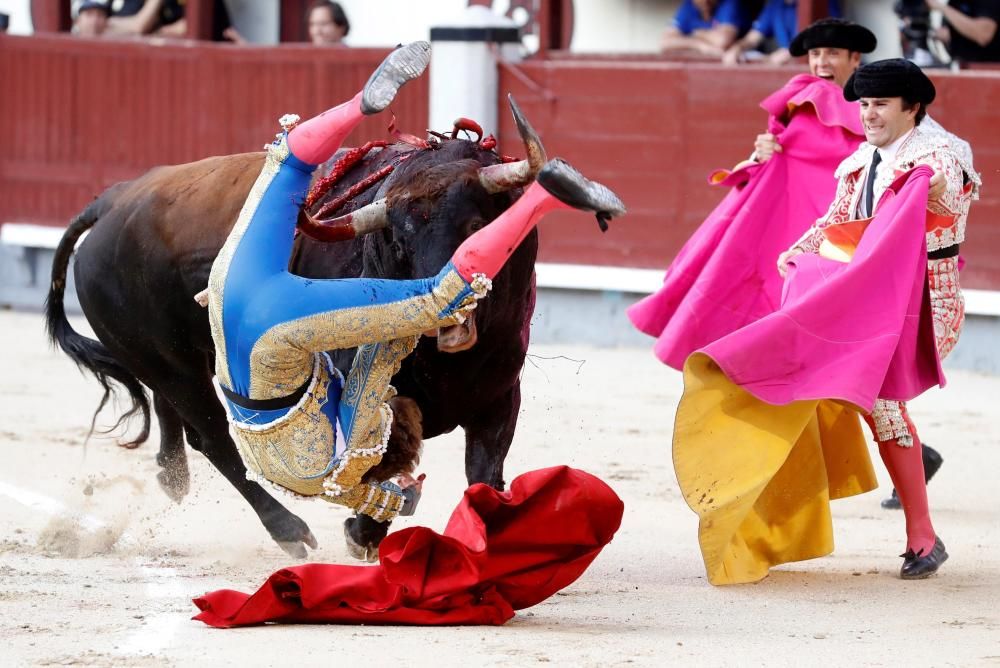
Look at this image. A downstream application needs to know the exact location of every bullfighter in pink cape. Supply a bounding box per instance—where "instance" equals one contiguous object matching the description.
[673,59,980,585]
[629,18,957,509]
[627,18,875,368]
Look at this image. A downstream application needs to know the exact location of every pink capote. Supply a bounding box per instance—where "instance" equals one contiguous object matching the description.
[700,166,944,411]
[628,75,864,370]
[192,467,624,628]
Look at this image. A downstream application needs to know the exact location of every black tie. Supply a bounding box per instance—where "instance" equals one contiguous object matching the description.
[864,150,882,217]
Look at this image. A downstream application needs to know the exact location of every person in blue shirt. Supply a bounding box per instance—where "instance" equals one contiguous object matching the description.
[723,0,842,65]
[661,0,751,56]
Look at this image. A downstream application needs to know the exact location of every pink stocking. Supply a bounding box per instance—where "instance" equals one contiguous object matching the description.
[875,411,937,556]
[451,182,570,282]
[287,92,365,166]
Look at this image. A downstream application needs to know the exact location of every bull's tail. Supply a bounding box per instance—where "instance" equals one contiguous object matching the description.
[44,203,151,447]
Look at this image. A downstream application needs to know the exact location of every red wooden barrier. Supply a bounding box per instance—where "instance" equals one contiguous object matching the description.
[2,35,999,290]
[0,34,428,228]
[498,59,1000,291]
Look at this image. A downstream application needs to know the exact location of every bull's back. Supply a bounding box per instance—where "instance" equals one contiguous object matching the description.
[73,152,266,365]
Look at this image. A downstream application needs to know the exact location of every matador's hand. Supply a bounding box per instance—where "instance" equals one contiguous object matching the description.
[777,248,801,278]
[398,473,425,516]
[753,133,782,163]
[928,168,946,202]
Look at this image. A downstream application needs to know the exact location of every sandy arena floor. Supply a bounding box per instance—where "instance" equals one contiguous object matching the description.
[1,309,998,667]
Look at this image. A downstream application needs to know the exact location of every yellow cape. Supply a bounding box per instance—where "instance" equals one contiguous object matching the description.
[674,353,879,585]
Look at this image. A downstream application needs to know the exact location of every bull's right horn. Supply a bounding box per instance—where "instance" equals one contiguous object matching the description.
[477,94,547,194]
[298,198,389,243]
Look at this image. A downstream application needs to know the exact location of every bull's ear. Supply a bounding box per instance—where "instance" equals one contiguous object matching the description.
[477,94,547,194]
[297,199,389,243]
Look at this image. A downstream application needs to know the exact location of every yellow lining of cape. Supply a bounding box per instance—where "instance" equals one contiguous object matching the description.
[673,353,878,585]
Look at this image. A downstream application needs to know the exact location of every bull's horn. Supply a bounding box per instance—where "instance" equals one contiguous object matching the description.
[477,94,548,194]
[298,198,389,243]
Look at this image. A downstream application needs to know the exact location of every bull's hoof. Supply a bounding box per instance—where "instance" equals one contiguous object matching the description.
[276,530,318,559]
[276,540,308,559]
[361,41,431,115]
[343,517,384,563]
[155,452,190,503]
[343,521,379,563]
[156,467,190,504]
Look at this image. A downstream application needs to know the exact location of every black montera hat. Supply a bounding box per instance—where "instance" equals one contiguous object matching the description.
[843,58,936,104]
[789,18,877,57]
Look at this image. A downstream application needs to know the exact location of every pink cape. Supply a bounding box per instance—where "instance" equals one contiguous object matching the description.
[701,166,943,410]
[192,467,624,627]
[628,75,864,370]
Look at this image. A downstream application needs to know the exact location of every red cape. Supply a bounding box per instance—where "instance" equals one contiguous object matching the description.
[193,467,624,627]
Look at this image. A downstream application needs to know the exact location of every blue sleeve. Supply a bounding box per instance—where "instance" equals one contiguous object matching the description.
[672,1,696,34]
[752,0,779,38]
[715,0,750,31]
[775,2,799,47]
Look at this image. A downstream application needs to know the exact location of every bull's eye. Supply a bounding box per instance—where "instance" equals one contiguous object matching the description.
[466,219,485,235]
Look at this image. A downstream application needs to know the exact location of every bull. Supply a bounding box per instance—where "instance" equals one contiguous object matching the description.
[45,98,545,559]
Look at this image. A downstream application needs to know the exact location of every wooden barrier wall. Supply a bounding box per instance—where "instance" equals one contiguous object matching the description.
[3,35,1000,290]
[0,34,427,227]
[498,59,1000,291]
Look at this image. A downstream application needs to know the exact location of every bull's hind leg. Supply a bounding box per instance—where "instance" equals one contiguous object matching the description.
[464,385,520,490]
[153,393,190,503]
[158,376,319,558]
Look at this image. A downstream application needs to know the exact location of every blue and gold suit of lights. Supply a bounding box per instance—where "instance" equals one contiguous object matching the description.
[206,131,487,521]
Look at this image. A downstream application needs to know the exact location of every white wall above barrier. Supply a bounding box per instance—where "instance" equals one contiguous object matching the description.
[429,5,523,137]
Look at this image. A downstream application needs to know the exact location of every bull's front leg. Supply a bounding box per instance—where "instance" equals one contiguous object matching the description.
[464,384,520,490]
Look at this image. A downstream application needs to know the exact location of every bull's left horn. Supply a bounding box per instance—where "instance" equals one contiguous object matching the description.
[477,94,548,194]
[298,198,389,243]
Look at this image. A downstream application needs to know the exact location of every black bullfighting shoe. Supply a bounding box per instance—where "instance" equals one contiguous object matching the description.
[882,444,944,509]
[900,536,948,580]
[537,159,627,231]
[361,41,431,115]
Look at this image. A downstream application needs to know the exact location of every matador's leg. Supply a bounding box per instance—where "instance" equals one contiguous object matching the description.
[865,401,945,578]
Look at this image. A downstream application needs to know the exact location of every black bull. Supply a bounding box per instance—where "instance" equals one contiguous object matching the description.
[44,136,537,559]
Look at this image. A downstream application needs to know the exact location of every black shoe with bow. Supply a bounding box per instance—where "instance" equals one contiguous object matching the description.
[882,443,943,509]
[899,536,948,580]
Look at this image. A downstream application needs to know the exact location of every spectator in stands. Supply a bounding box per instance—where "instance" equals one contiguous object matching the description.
[724,0,798,64]
[724,0,843,66]
[928,0,1000,63]
[308,0,350,46]
[0,12,9,33]
[107,0,245,43]
[661,0,750,57]
[73,0,111,38]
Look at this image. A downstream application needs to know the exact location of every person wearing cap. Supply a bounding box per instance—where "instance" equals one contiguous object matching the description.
[74,0,111,38]
[779,19,963,511]
[630,19,875,368]
[749,17,875,163]
[774,59,981,578]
